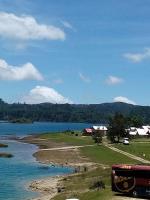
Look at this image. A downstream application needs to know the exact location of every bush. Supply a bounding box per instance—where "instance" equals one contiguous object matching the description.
[89,179,105,190]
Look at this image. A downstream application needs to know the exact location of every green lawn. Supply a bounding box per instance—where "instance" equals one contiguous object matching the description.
[53,188,113,200]
[114,142,150,161]
[52,144,139,200]
[39,133,142,200]
[52,167,113,200]
[81,145,139,165]
[132,137,150,142]
[39,132,94,146]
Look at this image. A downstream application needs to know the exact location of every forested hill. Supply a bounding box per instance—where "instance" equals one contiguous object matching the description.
[0,98,150,123]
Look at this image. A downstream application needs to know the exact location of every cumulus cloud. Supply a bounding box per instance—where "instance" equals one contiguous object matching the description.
[22,86,72,104]
[0,12,65,41]
[123,48,150,63]
[113,96,136,105]
[0,59,43,80]
[106,75,123,85]
[79,72,91,83]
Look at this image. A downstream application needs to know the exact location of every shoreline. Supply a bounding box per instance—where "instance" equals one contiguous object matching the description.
[29,176,64,200]
[19,135,97,200]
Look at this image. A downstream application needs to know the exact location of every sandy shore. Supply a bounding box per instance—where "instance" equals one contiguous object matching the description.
[20,136,97,200]
[29,176,63,200]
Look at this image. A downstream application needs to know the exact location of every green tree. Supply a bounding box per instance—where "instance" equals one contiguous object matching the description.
[107,113,126,143]
[92,131,102,145]
[128,116,143,127]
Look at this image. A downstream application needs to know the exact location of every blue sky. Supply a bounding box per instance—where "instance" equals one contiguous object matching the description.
[0,0,150,105]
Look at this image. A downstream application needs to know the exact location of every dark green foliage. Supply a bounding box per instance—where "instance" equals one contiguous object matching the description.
[10,118,33,123]
[0,99,150,123]
[107,113,126,143]
[89,180,105,190]
[92,132,103,144]
[127,116,143,128]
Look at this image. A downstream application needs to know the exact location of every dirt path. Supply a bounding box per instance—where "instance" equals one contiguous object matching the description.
[40,144,95,151]
[41,142,150,164]
[104,143,150,164]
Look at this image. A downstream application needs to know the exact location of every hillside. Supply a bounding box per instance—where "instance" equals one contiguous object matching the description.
[0,99,150,123]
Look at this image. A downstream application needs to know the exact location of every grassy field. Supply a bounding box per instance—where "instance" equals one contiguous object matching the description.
[52,144,139,200]
[114,142,150,161]
[37,132,147,200]
[52,167,113,200]
[40,131,94,146]
[81,145,139,165]
[131,137,150,142]
[50,142,140,199]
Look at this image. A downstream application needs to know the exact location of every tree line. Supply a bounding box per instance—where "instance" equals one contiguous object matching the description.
[0,98,149,124]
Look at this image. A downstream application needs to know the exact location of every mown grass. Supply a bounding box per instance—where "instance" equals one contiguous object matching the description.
[52,144,139,200]
[39,131,94,146]
[114,142,150,161]
[131,137,150,142]
[81,145,139,165]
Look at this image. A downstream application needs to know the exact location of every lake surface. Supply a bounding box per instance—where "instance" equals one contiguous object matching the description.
[0,140,73,200]
[0,122,91,200]
[0,122,92,137]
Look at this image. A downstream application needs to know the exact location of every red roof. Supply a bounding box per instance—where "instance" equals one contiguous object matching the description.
[112,164,150,171]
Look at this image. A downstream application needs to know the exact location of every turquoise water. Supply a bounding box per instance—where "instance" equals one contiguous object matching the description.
[0,140,73,200]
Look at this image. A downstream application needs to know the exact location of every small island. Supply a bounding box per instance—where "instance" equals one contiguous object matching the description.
[9,118,33,124]
[0,143,13,158]
[0,143,8,148]
[0,153,13,158]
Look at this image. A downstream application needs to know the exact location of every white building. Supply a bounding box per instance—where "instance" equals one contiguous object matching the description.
[136,128,148,136]
[142,126,150,134]
[128,127,137,136]
[128,126,149,136]
[92,125,108,135]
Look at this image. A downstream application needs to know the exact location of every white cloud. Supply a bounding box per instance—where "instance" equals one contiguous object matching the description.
[22,86,72,104]
[61,20,75,31]
[79,72,91,83]
[123,48,150,63]
[53,78,63,84]
[0,59,43,80]
[113,96,136,105]
[62,21,73,29]
[0,12,65,41]
[106,75,123,85]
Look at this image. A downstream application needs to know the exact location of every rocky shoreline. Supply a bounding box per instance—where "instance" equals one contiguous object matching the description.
[29,176,63,200]
[20,135,96,200]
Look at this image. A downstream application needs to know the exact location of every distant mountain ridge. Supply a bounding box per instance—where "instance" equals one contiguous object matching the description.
[0,99,150,123]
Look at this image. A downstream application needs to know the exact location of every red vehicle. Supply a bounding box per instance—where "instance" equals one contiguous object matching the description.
[111,164,150,198]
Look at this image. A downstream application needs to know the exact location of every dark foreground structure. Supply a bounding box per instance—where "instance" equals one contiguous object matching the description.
[111,164,150,198]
